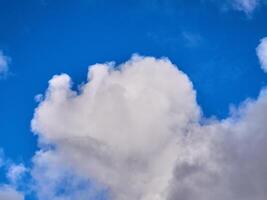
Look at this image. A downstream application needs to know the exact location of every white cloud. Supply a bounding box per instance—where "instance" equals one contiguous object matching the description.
[257,37,267,73]
[32,55,200,200]
[0,185,24,200]
[0,51,9,77]
[30,54,267,200]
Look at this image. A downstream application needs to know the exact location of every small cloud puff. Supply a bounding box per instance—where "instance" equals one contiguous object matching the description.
[257,37,267,73]
[7,164,27,185]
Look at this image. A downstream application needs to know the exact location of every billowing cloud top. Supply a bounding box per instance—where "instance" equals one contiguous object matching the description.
[32,55,200,200]
[29,53,267,200]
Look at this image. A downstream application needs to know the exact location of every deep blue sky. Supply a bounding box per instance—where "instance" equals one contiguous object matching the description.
[0,0,267,185]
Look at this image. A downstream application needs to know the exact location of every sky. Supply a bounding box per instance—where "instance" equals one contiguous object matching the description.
[0,0,267,200]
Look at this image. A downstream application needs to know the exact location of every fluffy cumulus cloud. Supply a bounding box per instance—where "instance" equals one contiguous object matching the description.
[29,53,267,200]
[257,37,267,73]
[32,55,200,200]
[0,50,9,77]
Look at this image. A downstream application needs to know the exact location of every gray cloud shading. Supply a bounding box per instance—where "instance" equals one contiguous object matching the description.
[0,185,24,200]
[168,89,267,200]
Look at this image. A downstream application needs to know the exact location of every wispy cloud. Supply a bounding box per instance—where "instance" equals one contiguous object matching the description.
[182,31,203,48]
[0,50,10,78]
[231,0,260,14]
[207,0,264,15]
